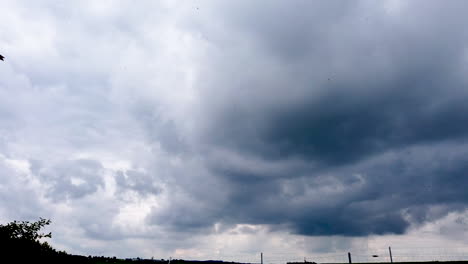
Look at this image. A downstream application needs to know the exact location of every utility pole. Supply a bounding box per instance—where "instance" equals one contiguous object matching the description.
[389,247,393,263]
[348,252,352,264]
[261,252,263,264]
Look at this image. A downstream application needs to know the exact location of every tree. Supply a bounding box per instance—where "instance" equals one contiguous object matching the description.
[0,218,57,262]
[0,217,52,241]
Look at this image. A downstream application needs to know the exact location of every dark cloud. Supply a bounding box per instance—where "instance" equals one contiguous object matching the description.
[147,0,468,237]
[202,0,468,165]
[151,142,468,237]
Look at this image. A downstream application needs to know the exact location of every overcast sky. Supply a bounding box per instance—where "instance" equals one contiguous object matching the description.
[2,0,468,261]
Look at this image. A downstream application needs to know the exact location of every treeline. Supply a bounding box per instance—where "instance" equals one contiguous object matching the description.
[0,218,249,264]
[0,218,85,263]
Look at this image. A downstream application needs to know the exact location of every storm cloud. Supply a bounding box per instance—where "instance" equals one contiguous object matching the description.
[2,0,468,258]
[149,0,468,236]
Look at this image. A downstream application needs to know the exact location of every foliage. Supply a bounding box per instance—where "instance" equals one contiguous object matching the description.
[0,218,58,262]
[0,217,52,241]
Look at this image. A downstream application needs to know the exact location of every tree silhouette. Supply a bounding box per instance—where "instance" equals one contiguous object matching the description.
[0,218,60,262]
[0,218,52,241]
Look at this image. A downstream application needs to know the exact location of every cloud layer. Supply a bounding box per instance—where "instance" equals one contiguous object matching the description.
[2,0,468,258]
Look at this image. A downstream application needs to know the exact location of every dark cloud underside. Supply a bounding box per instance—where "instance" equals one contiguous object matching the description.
[148,0,468,236]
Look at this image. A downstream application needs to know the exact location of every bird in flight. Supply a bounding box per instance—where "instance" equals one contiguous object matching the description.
[0,54,4,61]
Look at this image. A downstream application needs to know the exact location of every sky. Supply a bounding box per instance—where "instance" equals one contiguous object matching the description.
[2,0,468,262]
